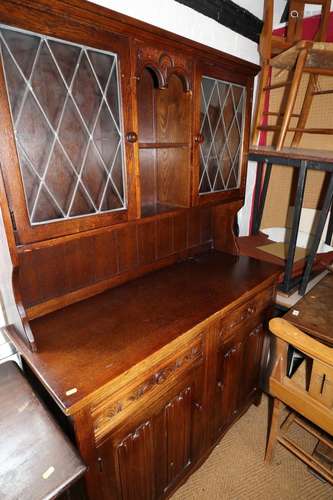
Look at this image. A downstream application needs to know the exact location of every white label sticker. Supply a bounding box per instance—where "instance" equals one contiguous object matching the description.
[42,466,55,480]
[65,388,78,396]
[292,309,299,316]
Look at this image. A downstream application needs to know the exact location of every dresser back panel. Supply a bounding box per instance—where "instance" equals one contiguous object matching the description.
[18,206,213,316]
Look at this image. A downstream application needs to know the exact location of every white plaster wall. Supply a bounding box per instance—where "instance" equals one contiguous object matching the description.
[0,210,10,328]
[0,209,20,328]
[88,0,262,64]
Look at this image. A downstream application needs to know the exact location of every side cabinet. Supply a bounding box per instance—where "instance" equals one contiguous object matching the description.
[97,366,204,500]
[213,325,264,439]
[211,286,272,442]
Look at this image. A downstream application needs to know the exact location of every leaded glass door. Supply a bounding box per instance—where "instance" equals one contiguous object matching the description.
[193,64,249,205]
[0,22,134,243]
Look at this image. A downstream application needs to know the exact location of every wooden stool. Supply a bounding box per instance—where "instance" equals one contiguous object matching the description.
[252,0,333,151]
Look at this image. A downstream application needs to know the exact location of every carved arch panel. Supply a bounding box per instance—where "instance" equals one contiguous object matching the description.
[136,45,192,92]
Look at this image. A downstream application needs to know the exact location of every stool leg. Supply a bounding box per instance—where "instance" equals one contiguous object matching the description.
[265,398,283,463]
[252,63,271,146]
[291,74,319,148]
[276,48,308,150]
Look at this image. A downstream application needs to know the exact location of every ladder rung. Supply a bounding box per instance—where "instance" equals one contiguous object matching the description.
[263,81,291,91]
[257,125,279,131]
[312,89,333,96]
[288,127,333,134]
[263,112,300,117]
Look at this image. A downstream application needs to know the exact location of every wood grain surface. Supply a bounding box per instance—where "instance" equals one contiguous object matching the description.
[11,251,279,414]
[284,272,333,346]
[0,361,86,499]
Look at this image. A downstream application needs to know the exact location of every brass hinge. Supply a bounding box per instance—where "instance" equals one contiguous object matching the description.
[9,209,17,231]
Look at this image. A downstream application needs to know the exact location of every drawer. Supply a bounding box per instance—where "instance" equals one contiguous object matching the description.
[218,286,273,344]
[91,334,204,444]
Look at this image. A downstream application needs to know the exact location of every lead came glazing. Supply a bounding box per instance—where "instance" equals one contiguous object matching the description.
[199,76,246,194]
[0,25,126,224]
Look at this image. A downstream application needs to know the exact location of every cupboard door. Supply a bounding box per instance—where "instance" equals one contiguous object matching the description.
[192,63,252,206]
[164,387,192,488]
[214,340,243,437]
[116,420,156,500]
[98,373,203,500]
[239,325,264,409]
[0,21,135,243]
[213,324,264,441]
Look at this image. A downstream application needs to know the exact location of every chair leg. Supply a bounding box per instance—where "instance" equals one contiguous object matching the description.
[252,63,271,146]
[291,74,319,147]
[265,398,283,463]
[275,48,308,150]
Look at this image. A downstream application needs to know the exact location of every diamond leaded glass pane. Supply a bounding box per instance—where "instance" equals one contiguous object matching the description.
[199,76,246,195]
[0,24,126,224]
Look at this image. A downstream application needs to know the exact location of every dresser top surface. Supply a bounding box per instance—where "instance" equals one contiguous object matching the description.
[14,251,279,413]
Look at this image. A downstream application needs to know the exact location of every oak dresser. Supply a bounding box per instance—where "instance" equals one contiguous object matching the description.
[0,1,280,498]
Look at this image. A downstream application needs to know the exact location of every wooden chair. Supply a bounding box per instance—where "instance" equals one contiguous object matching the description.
[252,0,333,150]
[265,317,333,484]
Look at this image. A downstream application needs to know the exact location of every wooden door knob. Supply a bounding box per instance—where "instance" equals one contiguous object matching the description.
[126,131,138,143]
[194,134,204,144]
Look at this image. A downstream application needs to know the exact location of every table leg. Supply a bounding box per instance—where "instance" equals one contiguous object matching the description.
[256,162,272,234]
[252,161,264,235]
[325,199,333,245]
[280,161,307,293]
[299,173,333,295]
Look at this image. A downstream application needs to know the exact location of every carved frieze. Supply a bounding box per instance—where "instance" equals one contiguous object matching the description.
[93,337,203,438]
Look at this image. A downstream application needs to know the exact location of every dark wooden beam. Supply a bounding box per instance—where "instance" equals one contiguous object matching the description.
[175,0,263,43]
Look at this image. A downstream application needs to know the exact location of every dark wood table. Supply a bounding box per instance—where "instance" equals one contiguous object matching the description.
[249,146,333,295]
[284,272,333,346]
[0,361,86,500]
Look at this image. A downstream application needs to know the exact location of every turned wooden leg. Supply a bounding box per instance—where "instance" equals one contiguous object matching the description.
[252,62,271,146]
[265,397,283,463]
[276,48,308,151]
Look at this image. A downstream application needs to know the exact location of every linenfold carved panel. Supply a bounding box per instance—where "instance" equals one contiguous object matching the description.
[116,420,155,500]
[136,45,192,91]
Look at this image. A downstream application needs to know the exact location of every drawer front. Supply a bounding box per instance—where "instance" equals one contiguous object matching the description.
[91,334,204,443]
[218,286,273,344]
